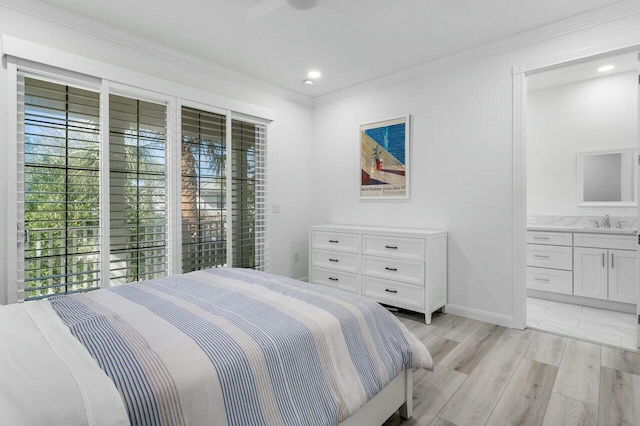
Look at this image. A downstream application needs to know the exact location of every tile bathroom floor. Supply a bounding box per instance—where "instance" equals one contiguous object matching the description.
[527,297,638,351]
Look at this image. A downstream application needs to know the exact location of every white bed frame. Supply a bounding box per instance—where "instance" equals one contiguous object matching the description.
[338,369,413,426]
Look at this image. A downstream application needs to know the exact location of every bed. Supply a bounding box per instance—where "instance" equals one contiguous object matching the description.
[0,268,432,425]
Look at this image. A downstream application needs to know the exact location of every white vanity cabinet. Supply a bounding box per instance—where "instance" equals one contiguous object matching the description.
[573,247,608,300]
[526,231,573,295]
[609,249,638,304]
[573,232,637,303]
[527,229,637,305]
[309,225,447,324]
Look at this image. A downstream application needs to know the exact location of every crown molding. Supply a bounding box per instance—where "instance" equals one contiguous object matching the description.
[0,0,314,107]
[3,0,639,109]
[312,0,640,106]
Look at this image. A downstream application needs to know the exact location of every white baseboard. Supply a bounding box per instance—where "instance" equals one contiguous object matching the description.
[446,304,515,328]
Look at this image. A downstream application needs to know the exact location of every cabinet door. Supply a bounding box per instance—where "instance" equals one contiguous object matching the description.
[608,249,637,304]
[574,247,608,300]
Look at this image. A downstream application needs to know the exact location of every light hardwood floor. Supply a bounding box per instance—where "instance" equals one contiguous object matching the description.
[383,309,640,426]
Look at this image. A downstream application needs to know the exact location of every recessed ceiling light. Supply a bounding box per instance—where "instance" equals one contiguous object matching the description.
[303,79,314,85]
[597,65,615,72]
[307,70,322,79]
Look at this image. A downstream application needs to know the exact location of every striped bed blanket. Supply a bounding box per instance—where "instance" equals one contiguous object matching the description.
[1,268,432,426]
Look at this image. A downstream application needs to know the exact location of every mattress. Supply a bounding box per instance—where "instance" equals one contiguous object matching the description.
[0,268,432,425]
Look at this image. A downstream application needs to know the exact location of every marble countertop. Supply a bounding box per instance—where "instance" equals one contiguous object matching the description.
[527,224,637,235]
[527,215,638,235]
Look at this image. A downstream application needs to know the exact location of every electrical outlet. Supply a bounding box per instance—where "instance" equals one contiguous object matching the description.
[294,252,299,262]
[272,204,281,214]
[527,216,538,224]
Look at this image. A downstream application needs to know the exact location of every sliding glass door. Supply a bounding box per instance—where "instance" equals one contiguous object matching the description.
[14,70,269,302]
[19,76,101,300]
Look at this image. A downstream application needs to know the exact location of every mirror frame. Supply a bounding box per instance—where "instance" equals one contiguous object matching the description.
[577,148,638,207]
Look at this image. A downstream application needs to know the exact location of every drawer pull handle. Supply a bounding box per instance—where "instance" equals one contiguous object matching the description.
[602,253,605,268]
[329,240,339,243]
[533,237,550,240]
[329,258,339,262]
[611,253,614,269]
[328,277,339,281]
[533,277,550,282]
[385,267,398,271]
[533,255,550,258]
[385,289,398,294]
[385,245,398,249]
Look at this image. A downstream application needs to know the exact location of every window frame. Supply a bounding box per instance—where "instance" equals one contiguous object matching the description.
[5,46,272,303]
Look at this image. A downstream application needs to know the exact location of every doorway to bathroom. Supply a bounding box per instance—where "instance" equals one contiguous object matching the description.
[520,51,640,351]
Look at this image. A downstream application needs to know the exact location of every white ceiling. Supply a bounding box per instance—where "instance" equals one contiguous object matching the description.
[528,52,638,90]
[39,0,625,97]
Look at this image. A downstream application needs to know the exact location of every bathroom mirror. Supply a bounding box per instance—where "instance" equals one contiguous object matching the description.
[578,149,637,206]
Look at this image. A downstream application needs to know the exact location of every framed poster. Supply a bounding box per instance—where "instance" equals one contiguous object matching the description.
[359,115,410,199]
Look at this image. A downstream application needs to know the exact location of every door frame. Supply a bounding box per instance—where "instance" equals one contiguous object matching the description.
[511,36,640,330]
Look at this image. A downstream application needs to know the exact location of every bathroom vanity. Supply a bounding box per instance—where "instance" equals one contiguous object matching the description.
[527,223,637,309]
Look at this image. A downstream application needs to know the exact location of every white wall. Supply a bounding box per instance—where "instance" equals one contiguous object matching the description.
[312,14,640,325]
[0,5,314,304]
[527,71,638,216]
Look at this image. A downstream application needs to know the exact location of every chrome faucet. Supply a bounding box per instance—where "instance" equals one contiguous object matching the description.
[590,220,600,228]
[603,215,610,229]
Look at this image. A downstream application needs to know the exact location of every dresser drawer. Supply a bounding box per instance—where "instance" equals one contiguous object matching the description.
[362,276,425,310]
[310,267,359,294]
[362,235,425,262]
[527,231,572,247]
[311,249,358,273]
[526,245,572,270]
[362,256,424,285]
[311,231,359,253]
[574,233,637,251]
[526,267,573,295]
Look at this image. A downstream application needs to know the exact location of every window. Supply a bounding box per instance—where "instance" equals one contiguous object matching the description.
[18,76,101,300]
[231,119,268,270]
[109,95,168,284]
[180,107,227,272]
[14,71,269,301]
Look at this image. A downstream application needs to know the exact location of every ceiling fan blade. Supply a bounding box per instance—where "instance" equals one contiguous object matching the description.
[322,0,374,21]
[240,0,287,21]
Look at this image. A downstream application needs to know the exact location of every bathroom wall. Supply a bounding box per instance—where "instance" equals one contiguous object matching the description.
[527,70,638,217]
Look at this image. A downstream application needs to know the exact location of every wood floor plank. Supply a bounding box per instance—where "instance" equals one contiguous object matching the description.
[381,366,466,426]
[409,366,467,425]
[428,417,457,426]
[423,335,458,365]
[410,323,443,344]
[398,315,420,330]
[552,339,601,406]
[437,316,481,342]
[525,332,567,367]
[485,358,557,426]
[542,393,597,426]
[439,322,505,374]
[438,328,535,426]
[601,346,640,376]
[598,366,640,426]
[430,312,457,328]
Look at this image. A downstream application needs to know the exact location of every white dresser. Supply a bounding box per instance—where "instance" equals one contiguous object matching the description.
[309,224,447,324]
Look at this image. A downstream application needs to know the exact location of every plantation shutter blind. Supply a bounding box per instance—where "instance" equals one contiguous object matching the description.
[181,106,227,272]
[109,95,168,285]
[231,119,269,271]
[17,74,102,301]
